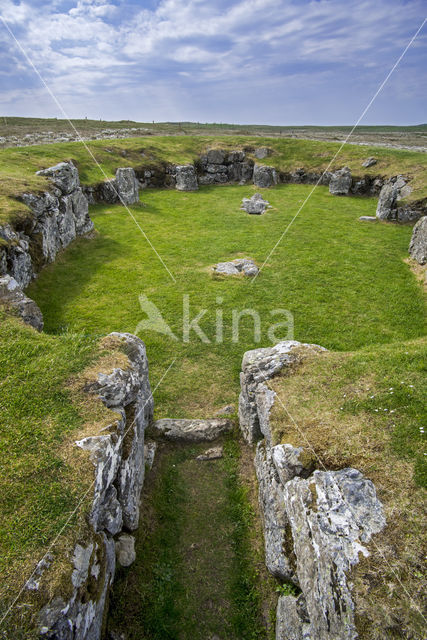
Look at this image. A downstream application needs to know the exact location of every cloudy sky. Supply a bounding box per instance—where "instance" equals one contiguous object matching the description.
[0,0,426,125]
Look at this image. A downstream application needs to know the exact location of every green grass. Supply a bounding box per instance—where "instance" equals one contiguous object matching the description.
[27,184,425,418]
[0,310,100,627]
[0,134,426,225]
[108,438,266,639]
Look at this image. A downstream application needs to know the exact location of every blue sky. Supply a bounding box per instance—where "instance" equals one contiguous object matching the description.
[0,0,425,125]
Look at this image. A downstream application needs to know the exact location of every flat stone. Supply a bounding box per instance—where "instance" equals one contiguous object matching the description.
[361,157,377,168]
[359,216,377,222]
[214,404,235,416]
[213,258,259,277]
[196,446,224,461]
[151,418,233,442]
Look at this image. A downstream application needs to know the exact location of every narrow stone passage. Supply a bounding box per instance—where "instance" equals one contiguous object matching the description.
[107,437,272,640]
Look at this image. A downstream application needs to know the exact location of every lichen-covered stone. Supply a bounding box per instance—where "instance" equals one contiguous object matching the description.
[238,341,326,443]
[0,275,44,331]
[329,167,352,195]
[282,468,386,640]
[255,441,298,582]
[37,161,80,194]
[253,164,277,188]
[213,258,259,277]
[115,167,140,205]
[409,215,427,264]
[115,534,136,567]
[175,164,198,191]
[151,418,232,442]
[241,193,271,214]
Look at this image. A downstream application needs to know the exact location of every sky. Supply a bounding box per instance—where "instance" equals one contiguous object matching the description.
[0,0,426,125]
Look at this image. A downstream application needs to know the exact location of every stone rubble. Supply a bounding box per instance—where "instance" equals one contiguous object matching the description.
[241,192,271,214]
[196,446,224,461]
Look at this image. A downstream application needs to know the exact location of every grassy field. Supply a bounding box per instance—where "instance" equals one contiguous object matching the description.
[268,338,426,638]
[0,134,426,226]
[27,184,425,418]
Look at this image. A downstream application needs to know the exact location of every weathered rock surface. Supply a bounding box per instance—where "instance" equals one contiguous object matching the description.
[241,193,271,214]
[359,216,377,222]
[329,167,352,195]
[38,332,153,639]
[361,157,377,168]
[214,404,235,416]
[253,164,277,188]
[196,446,224,461]
[239,341,326,444]
[151,418,233,442]
[0,275,43,331]
[175,164,198,191]
[37,161,80,194]
[144,440,157,470]
[282,468,386,640]
[0,161,94,288]
[254,147,272,160]
[376,175,422,223]
[255,442,298,582]
[98,167,140,205]
[213,258,259,277]
[115,534,136,567]
[276,594,311,640]
[409,215,427,264]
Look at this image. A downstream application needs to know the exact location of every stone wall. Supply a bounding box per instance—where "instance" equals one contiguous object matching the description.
[238,341,386,640]
[35,332,153,639]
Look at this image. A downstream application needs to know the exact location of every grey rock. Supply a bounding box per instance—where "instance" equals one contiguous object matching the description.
[241,192,270,215]
[361,157,377,168]
[283,468,386,640]
[115,534,136,567]
[175,164,198,191]
[376,180,399,220]
[409,216,427,264]
[272,444,312,485]
[213,258,259,277]
[397,205,423,224]
[254,147,272,160]
[206,163,228,174]
[214,404,235,416]
[196,446,224,461]
[276,595,312,640]
[25,553,53,591]
[115,167,140,205]
[151,418,233,442]
[199,174,216,185]
[99,178,119,203]
[206,149,226,164]
[239,341,326,444]
[253,164,277,188]
[144,440,157,470]
[37,161,80,194]
[329,167,352,195]
[71,543,94,588]
[227,150,245,163]
[359,216,377,222]
[69,187,93,235]
[0,275,44,331]
[255,441,298,582]
[57,195,77,247]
